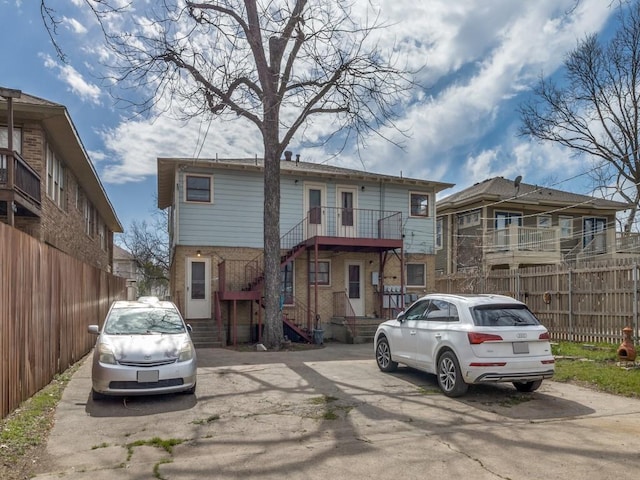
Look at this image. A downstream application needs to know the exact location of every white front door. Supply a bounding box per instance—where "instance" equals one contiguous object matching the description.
[336,185,357,238]
[304,183,326,237]
[185,256,211,319]
[345,261,364,316]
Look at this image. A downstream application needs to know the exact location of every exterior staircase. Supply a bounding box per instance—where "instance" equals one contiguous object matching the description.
[187,318,224,349]
[330,316,385,343]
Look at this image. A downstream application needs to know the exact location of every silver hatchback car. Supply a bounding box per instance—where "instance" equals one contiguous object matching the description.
[88,299,197,400]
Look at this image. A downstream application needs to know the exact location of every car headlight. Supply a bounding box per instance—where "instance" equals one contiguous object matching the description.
[98,343,117,365]
[178,342,194,362]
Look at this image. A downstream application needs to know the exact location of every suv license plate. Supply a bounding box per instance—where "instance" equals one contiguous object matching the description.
[137,370,159,383]
[512,342,529,354]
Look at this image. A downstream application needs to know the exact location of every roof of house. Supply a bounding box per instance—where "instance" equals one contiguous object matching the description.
[156,157,454,209]
[113,244,135,261]
[0,88,123,232]
[437,176,631,212]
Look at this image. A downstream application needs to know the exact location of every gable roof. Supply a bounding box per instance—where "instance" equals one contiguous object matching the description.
[157,157,454,209]
[437,176,630,212]
[0,89,122,232]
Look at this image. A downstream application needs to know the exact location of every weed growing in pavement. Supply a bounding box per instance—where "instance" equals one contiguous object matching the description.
[192,414,221,425]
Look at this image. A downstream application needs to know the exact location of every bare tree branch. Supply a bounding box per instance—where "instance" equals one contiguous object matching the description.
[519,1,640,231]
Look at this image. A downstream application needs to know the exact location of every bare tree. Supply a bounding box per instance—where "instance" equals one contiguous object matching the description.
[117,208,170,297]
[45,1,412,349]
[519,0,639,232]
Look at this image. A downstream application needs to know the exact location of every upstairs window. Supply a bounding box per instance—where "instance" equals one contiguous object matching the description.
[410,192,430,217]
[436,217,443,250]
[46,143,65,209]
[185,175,212,203]
[0,126,22,153]
[559,216,573,238]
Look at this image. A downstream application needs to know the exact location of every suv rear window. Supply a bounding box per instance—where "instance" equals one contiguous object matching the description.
[470,304,540,327]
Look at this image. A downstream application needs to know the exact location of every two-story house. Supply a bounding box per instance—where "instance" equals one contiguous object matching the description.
[157,155,453,345]
[0,87,122,270]
[436,176,632,275]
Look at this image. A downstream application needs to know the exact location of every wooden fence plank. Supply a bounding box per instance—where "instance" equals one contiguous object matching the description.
[0,223,125,419]
[435,260,640,344]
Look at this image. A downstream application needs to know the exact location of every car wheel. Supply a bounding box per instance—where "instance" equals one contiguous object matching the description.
[375,337,398,372]
[92,389,107,401]
[513,380,542,393]
[437,351,468,397]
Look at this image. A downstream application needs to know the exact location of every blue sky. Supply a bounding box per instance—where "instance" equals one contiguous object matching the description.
[0,0,621,233]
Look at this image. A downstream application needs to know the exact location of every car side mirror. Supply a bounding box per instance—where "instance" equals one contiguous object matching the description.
[88,325,100,335]
[186,324,193,333]
[396,312,405,323]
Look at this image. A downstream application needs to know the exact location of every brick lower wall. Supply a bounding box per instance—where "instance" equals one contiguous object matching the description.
[172,245,436,343]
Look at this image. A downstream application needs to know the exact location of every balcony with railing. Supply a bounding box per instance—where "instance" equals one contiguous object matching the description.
[218,207,403,297]
[571,231,640,264]
[484,225,561,268]
[0,149,42,217]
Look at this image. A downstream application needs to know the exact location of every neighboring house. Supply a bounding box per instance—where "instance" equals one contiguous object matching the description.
[436,176,632,275]
[113,244,143,299]
[157,155,453,344]
[0,87,122,271]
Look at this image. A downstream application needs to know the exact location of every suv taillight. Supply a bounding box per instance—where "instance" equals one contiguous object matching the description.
[468,332,503,344]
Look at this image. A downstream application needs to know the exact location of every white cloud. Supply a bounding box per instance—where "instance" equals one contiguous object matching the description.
[62,16,87,34]
[41,54,102,104]
[73,0,617,196]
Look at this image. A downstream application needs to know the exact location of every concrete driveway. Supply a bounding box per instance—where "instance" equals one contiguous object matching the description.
[35,343,640,479]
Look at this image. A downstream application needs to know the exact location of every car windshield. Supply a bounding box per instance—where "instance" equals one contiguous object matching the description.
[471,304,540,327]
[104,307,186,335]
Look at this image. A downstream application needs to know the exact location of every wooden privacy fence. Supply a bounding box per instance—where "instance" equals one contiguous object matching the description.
[1,223,125,419]
[435,259,640,345]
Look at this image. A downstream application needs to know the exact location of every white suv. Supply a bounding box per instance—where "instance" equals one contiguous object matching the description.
[374,293,555,397]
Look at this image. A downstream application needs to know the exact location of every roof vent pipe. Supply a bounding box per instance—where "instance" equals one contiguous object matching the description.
[284,150,292,161]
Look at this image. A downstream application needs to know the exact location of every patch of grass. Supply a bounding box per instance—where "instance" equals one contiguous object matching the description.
[0,363,79,470]
[309,395,338,405]
[91,442,110,450]
[153,458,173,480]
[126,437,185,461]
[553,341,640,397]
[192,414,220,425]
[323,410,339,420]
[497,394,534,407]
[417,386,441,395]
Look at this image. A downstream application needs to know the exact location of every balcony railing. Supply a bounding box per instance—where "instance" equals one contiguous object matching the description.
[0,149,41,207]
[219,207,403,294]
[485,225,560,253]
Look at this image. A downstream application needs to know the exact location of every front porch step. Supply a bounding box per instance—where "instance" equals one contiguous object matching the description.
[186,318,224,349]
[330,317,386,344]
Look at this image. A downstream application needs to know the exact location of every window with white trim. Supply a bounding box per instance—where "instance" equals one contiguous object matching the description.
[410,192,430,217]
[436,217,443,250]
[185,174,213,203]
[0,126,22,153]
[46,143,65,209]
[406,263,426,287]
[559,216,573,238]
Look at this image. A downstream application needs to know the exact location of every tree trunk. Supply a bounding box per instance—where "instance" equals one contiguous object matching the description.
[262,125,283,349]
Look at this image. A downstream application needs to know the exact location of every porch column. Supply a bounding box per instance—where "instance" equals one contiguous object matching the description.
[1,88,22,227]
